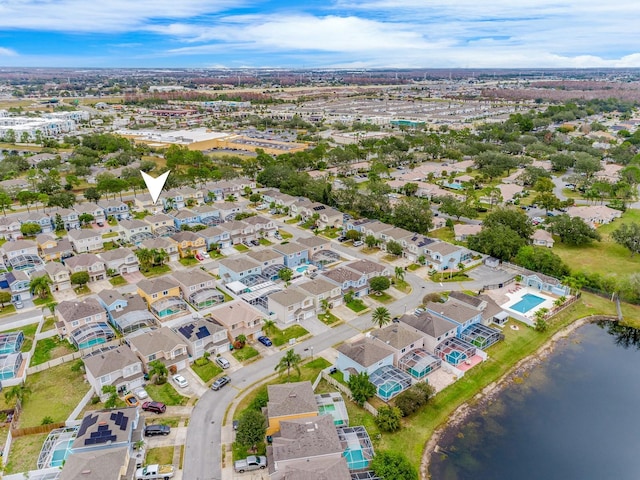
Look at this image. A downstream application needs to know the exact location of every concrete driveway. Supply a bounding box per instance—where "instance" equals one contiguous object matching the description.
[123,271,145,284]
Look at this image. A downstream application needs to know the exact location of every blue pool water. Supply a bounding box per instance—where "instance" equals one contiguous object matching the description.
[296,265,309,273]
[50,439,73,467]
[344,448,368,469]
[510,293,545,313]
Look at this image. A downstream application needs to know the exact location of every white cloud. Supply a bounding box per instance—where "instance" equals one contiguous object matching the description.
[0,47,17,56]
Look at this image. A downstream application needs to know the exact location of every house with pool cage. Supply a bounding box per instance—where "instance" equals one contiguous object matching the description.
[170,269,224,310]
[55,298,115,350]
[83,345,144,399]
[127,327,189,372]
[96,290,155,335]
[137,278,188,322]
[0,332,24,380]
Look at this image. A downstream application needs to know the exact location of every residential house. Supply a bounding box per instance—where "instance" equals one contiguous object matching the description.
[163,188,186,209]
[133,193,163,214]
[20,212,53,234]
[343,218,373,235]
[68,407,139,455]
[56,298,114,349]
[64,254,107,282]
[336,337,395,381]
[127,327,189,371]
[246,250,285,280]
[288,198,316,219]
[97,289,155,334]
[192,203,222,226]
[242,214,277,237]
[171,269,223,310]
[99,199,130,220]
[84,345,145,398]
[519,271,571,296]
[208,301,263,341]
[273,242,309,268]
[273,456,351,480]
[362,220,394,240]
[173,317,228,359]
[68,229,103,253]
[261,189,297,209]
[218,220,255,245]
[531,229,554,248]
[137,278,187,321]
[37,234,73,262]
[321,267,368,297]
[399,311,458,352]
[140,237,179,262]
[5,270,31,301]
[178,185,205,205]
[171,209,201,229]
[98,248,139,275]
[345,259,389,280]
[75,203,106,224]
[454,224,482,241]
[44,261,72,291]
[170,231,206,257]
[425,300,483,334]
[217,201,245,220]
[379,226,413,249]
[298,235,331,258]
[369,323,425,363]
[58,448,131,480]
[317,205,344,229]
[144,213,177,236]
[423,242,472,271]
[0,216,22,240]
[1,239,39,262]
[218,257,262,284]
[119,219,152,245]
[447,291,509,326]
[55,208,80,230]
[268,288,315,324]
[198,226,231,250]
[297,277,343,311]
[566,205,622,227]
[265,381,318,436]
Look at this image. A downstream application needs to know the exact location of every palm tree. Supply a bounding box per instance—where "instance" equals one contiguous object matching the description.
[320,298,330,315]
[275,349,302,381]
[136,248,154,271]
[394,266,405,282]
[372,307,391,329]
[29,275,52,299]
[165,198,176,211]
[4,383,31,406]
[262,319,276,336]
[153,249,169,266]
[148,360,168,385]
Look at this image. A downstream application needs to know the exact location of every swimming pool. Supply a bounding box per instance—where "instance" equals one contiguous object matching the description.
[318,404,336,414]
[343,448,368,469]
[296,265,309,273]
[50,439,73,467]
[510,293,546,313]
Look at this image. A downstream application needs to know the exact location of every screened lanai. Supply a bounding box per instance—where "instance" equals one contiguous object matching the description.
[110,310,156,334]
[150,297,188,319]
[70,323,115,349]
[37,426,78,469]
[338,426,375,471]
[263,264,287,280]
[0,352,23,379]
[434,337,477,366]
[399,349,442,380]
[369,365,412,401]
[0,331,24,354]
[189,288,224,310]
[460,323,505,349]
[9,254,44,271]
[312,250,341,266]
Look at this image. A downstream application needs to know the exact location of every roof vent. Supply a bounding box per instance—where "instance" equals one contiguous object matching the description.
[81,470,92,475]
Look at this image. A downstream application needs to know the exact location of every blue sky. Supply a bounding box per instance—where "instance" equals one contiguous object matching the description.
[0,0,639,68]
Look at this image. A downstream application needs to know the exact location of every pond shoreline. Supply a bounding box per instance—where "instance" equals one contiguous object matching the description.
[421,314,617,480]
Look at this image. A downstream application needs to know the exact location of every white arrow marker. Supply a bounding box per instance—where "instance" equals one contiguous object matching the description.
[140,170,170,205]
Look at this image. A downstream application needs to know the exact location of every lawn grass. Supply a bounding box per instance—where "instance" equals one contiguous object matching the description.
[320,227,341,239]
[232,346,260,362]
[259,238,273,246]
[3,432,49,474]
[233,441,267,461]
[74,285,91,295]
[30,336,77,366]
[407,264,421,271]
[145,383,189,406]
[370,292,394,304]
[102,240,119,251]
[270,325,310,347]
[41,317,57,332]
[109,276,128,286]
[0,304,17,316]
[146,446,175,465]
[284,218,298,224]
[32,294,53,306]
[207,250,225,260]
[346,299,367,312]
[392,279,412,294]
[429,226,456,243]
[102,231,120,239]
[191,360,223,383]
[145,416,182,428]
[318,312,342,326]
[179,257,199,267]
[141,265,171,277]
[216,287,233,302]
[20,363,90,428]
[234,244,249,252]
[429,272,471,282]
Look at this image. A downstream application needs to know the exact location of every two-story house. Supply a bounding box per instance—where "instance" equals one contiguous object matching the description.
[297,277,343,311]
[170,231,206,257]
[98,248,139,275]
[192,204,221,226]
[173,317,228,359]
[362,220,394,241]
[273,242,309,268]
[345,259,389,280]
[369,322,425,364]
[133,193,163,214]
[170,269,223,310]
[140,236,180,263]
[84,345,144,398]
[119,219,153,245]
[137,278,188,322]
[56,298,114,349]
[242,215,277,237]
[267,288,315,324]
[1,239,39,263]
[336,337,396,382]
[197,226,231,250]
[37,234,73,262]
[425,300,483,335]
[171,209,201,229]
[163,188,186,210]
[44,261,72,291]
[297,236,332,265]
[97,289,155,334]
[127,327,189,372]
[321,267,368,297]
[218,220,255,245]
[20,212,53,233]
[5,269,31,301]
[399,310,459,352]
[265,381,318,436]
[424,242,473,271]
[68,229,103,253]
[64,254,107,282]
[208,301,263,341]
[218,257,262,284]
[317,205,343,229]
[55,208,80,230]
[75,203,106,224]
[98,199,130,220]
[144,213,178,236]
[0,216,22,241]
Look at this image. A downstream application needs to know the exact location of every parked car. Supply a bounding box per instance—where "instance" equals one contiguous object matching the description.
[142,401,166,414]
[124,393,139,407]
[211,376,231,391]
[135,464,174,480]
[353,240,364,247]
[250,240,260,246]
[215,356,231,369]
[172,374,189,388]
[392,316,400,323]
[134,387,149,399]
[329,366,338,374]
[144,424,171,437]
[97,222,105,227]
[13,300,23,309]
[234,455,267,473]
[202,251,210,258]
[257,336,272,347]
[337,236,347,242]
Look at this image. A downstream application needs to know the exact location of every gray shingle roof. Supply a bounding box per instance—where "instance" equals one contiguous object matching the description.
[336,337,394,367]
[57,298,105,322]
[83,345,141,378]
[267,381,318,418]
[370,323,423,350]
[399,311,457,338]
[272,415,342,461]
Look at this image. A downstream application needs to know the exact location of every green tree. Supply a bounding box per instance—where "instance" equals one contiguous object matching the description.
[392,197,433,234]
[611,222,640,257]
[79,213,95,226]
[375,406,402,432]
[483,207,534,240]
[514,246,570,278]
[371,306,391,329]
[48,192,76,209]
[534,308,549,332]
[84,187,101,203]
[386,240,403,256]
[370,451,418,480]
[29,275,52,299]
[345,229,362,241]
[249,193,262,204]
[262,319,276,336]
[274,349,302,380]
[369,276,391,295]
[364,234,378,248]
[148,360,168,385]
[70,271,90,287]
[347,371,376,406]
[17,191,38,212]
[320,298,330,315]
[394,266,405,282]
[135,248,154,271]
[438,195,477,220]
[468,224,526,261]
[277,267,293,284]
[548,215,601,246]
[20,222,42,237]
[4,383,31,406]
[0,291,11,308]
[532,192,561,214]
[0,191,12,216]
[102,385,118,409]
[235,409,267,449]
[533,177,555,193]
[54,213,64,232]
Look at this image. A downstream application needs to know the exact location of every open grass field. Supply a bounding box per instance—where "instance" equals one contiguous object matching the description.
[270,325,310,347]
[191,360,223,383]
[146,446,175,465]
[141,265,171,277]
[109,276,128,286]
[145,383,189,406]
[30,336,77,366]
[3,432,49,474]
[20,363,90,428]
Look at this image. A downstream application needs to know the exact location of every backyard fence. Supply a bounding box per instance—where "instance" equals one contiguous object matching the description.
[320,371,378,416]
[26,338,122,374]
[480,275,516,292]
[11,421,66,438]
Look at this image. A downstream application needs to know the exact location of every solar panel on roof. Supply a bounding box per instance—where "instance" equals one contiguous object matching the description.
[178,324,195,339]
[120,417,128,431]
[77,414,98,437]
[196,326,210,339]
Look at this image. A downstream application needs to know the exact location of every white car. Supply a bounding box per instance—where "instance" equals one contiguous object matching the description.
[134,388,149,399]
[202,251,210,258]
[172,374,189,388]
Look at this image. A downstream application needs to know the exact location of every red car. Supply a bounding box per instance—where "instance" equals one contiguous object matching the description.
[141,401,166,414]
